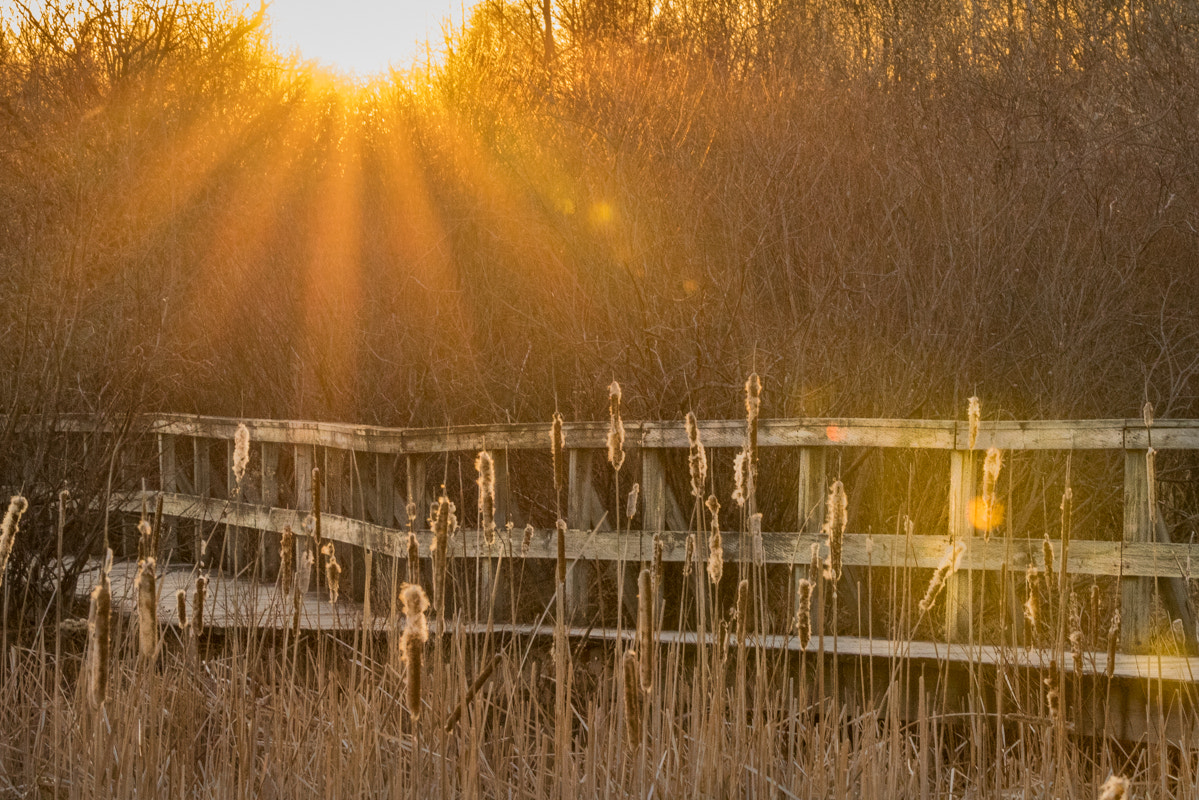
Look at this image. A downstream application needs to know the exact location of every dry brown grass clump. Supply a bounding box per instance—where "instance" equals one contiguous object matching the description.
[0,495,28,588]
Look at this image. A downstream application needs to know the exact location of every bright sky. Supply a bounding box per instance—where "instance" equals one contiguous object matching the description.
[263,1,468,76]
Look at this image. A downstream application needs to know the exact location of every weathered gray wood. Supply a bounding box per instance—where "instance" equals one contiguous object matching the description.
[376,454,396,528]
[157,434,179,558]
[406,454,427,525]
[192,438,211,567]
[793,447,827,622]
[1122,450,1157,651]
[295,445,314,590]
[567,449,604,618]
[641,450,665,533]
[946,450,977,642]
[259,442,281,580]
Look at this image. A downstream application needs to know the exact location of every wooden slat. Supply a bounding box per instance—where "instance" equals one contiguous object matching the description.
[1122,450,1157,651]
[78,559,1199,682]
[946,450,976,642]
[130,492,1199,578]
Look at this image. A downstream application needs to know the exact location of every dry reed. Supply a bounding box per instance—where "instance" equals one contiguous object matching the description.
[918,541,964,613]
[1106,608,1121,678]
[280,525,295,595]
[981,448,1002,540]
[968,396,981,450]
[407,530,420,584]
[87,550,112,709]
[682,534,695,578]
[637,568,653,692]
[622,650,642,749]
[556,519,567,585]
[551,411,566,506]
[686,411,707,498]
[1099,775,1130,800]
[193,575,208,636]
[732,449,748,508]
[233,422,250,489]
[749,512,764,567]
[745,372,761,502]
[1023,565,1039,632]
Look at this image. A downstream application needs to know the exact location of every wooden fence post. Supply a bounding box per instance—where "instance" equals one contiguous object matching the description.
[157,434,178,560]
[260,442,281,581]
[946,449,976,642]
[1122,449,1156,651]
[295,445,314,592]
[193,438,211,569]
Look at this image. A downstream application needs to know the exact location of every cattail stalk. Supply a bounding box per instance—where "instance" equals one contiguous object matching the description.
[1023,565,1039,634]
[551,411,566,510]
[521,524,534,559]
[745,373,761,500]
[232,423,250,491]
[193,575,208,636]
[626,483,639,521]
[1106,608,1121,678]
[407,530,421,585]
[176,589,188,629]
[431,496,455,612]
[652,534,664,595]
[822,480,847,581]
[556,519,567,586]
[607,381,625,471]
[919,541,965,612]
[682,534,695,578]
[749,512,765,567]
[705,495,723,584]
[637,568,653,692]
[0,496,28,588]
[322,542,341,603]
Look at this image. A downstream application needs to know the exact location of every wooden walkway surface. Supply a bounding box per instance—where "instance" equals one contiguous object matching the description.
[77,560,1199,684]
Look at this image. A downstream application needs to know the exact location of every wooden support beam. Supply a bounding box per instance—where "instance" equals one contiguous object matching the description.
[259,442,281,581]
[1123,450,1157,651]
[946,450,977,643]
[157,434,178,560]
[294,445,314,592]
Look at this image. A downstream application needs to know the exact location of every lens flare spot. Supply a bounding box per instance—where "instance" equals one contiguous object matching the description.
[826,425,845,443]
[589,200,613,225]
[682,279,699,295]
[968,496,1004,531]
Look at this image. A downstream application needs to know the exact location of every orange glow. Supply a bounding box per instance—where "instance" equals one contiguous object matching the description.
[968,496,1004,532]
[826,425,845,442]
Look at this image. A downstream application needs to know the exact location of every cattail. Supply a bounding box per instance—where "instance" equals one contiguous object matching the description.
[706,494,723,584]
[822,480,847,582]
[735,578,750,641]
[556,519,567,585]
[809,542,822,585]
[1143,401,1154,429]
[521,524,534,558]
[1023,565,1039,632]
[1044,662,1060,721]
[1106,608,1121,678]
[626,483,640,521]
[232,423,250,490]
[1089,583,1101,645]
[87,551,112,709]
[280,525,295,595]
[623,650,642,748]
[1042,535,1055,597]
[311,467,323,555]
[152,493,163,558]
[0,495,28,588]
[136,519,154,561]
[796,579,813,649]
[400,583,430,720]
[731,449,748,508]
[1147,447,1157,530]
[981,448,1003,539]
[476,450,497,546]
[194,575,208,636]
[431,496,455,610]
[1099,775,1130,800]
[407,530,420,585]
[607,381,625,471]
[745,373,761,500]
[176,588,188,629]
[551,411,566,505]
[135,555,157,662]
[749,512,765,567]
[682,534,695,578]
[652,534,664,593]
[322,542,341,603]
[405,500,418,532]
[637,568,653,692]
[918,541,965,612]
[967,396,981,450]
[686,412,707,499]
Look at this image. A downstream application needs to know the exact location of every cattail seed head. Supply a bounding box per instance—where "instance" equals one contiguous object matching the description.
[405,500,418,532]
[623,650,642,748]
[750,512,765,567]
[637,568,653,692]
[732,449,748,508]
[1106,608,1121,678]
[193,575,208,636]
[476,450,497,546]
[809,542,821,585]
[1069,591,1084,675]
[796,579,813,649]
[1044,662,1060,721]
[822,480,847,581]
[280,525,295,595]
[311,467,323,551]
[1042,535,1055,594]
[87,551,112,709]
[607,381,625,471]
[1099,775,1130,800]
[407,530,420,584]
[981,448,1003,540]
[705,494,723,584]
[176,588,188,630]
[551,411,566,503]
[682,534,695,578]
[431,496,455,609]
[322,542,341,603]
[652,534,664,592]
[1023,564,1039,633]
[137,519,153,561]
[135,556,157,662]
[1143,401,1154,429]
[735,578,750,641]
[555,519,568,585]
[626,483,640,521]
[745,373,761,500]
[0,495,28,588]
[686,412,707,499]
[918,541,965,612]
[521,524,534,558]
[967,396,981,450]
[233,423,250,489]
[400,583,430,720]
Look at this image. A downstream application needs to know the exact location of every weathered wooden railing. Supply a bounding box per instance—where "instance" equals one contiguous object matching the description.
[66,412,1195,653]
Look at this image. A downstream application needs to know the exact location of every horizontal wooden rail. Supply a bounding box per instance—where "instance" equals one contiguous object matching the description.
[44,412,1199,452]
[119,492,1199,579]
